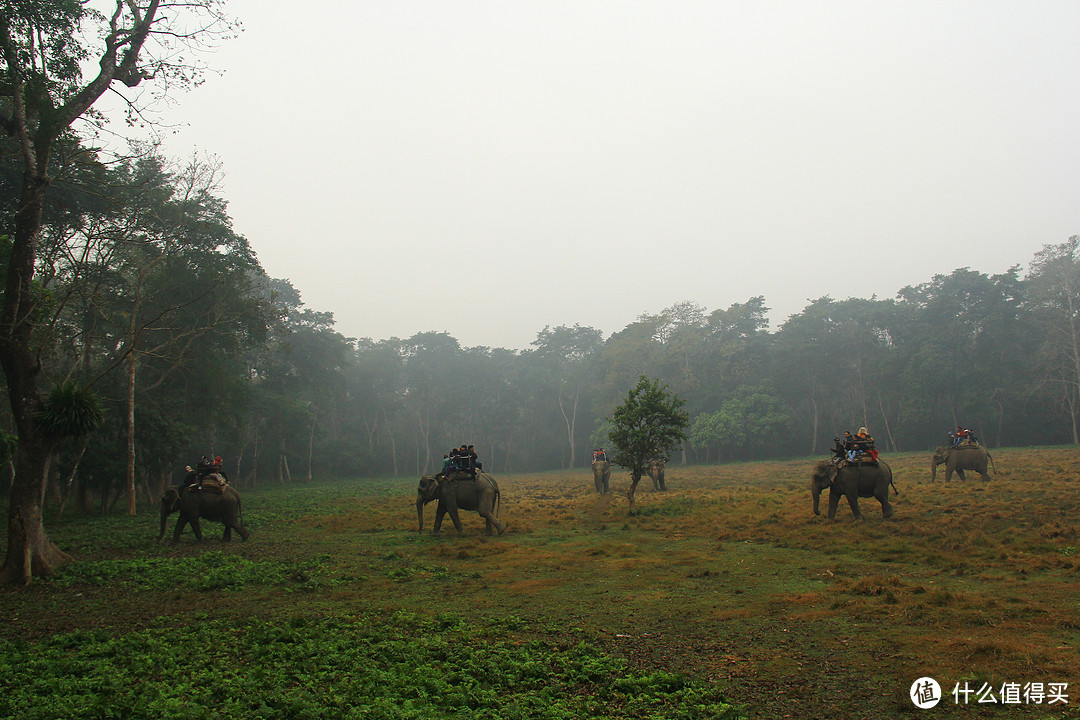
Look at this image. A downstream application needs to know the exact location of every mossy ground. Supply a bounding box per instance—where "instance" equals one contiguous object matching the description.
[1,447,1078,719]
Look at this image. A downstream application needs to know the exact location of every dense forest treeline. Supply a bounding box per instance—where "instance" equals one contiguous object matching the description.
[1,137,1078,510]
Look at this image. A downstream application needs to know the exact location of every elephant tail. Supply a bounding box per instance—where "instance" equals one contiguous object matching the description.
[891,478,899,495]
[485,474,501,519]
[987,450,997,476]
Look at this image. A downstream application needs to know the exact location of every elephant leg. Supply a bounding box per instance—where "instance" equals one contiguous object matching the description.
[222,524,233,542]
[827,487,842,519]
[954,468,966,482]
[478,501,505,536]
[232,520,250,541]
[658,473,667,491]
[190,516,204,541]
[876,489,894,518]
[432,505,447,534]
[844,491,863,521]
[172,517,188,542]
[446,508,465,535]
[442,490,466,535]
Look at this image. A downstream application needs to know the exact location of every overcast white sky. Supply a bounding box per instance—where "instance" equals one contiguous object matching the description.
[120,0,1080,349]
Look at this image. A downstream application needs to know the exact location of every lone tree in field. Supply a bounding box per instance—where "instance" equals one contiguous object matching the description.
[607,376,689,509]
[0,0,236,583]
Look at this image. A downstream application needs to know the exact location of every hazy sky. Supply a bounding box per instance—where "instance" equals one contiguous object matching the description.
[119,1,1080,349]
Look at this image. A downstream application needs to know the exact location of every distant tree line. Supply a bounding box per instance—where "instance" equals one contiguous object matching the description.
[2,138,1078,513]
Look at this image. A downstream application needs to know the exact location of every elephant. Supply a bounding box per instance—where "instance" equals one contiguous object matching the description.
[591,460,611,494]
[810,458,896,521]
[159,476,250,542]
[416,471,505,536]
[647,459,667,491]
[931,444,994,482]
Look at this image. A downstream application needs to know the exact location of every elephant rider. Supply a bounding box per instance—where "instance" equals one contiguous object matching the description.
[593,448,609,463]
[467,445,482,472]
[849,427,879,463]
[829,437,846,463]
[444,445,477,479]
[436,453,451,478]
[952,426,976,447]
[189,455,227,490]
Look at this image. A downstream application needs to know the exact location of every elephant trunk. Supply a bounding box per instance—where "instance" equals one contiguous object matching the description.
[159,489,179,541]
[812,482,822,516]
[416,494,425,533]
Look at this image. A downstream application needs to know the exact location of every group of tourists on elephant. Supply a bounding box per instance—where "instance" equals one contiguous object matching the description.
[439,444,483,479]
[591,448,609,463]
[814,425,896,520]
[949,426,979,447]
[161,452,249,542]
[829,426,879,465]
[184,455,228,490]
[418,445,504,536]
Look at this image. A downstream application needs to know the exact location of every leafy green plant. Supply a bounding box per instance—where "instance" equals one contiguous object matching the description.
[0,613,744,720]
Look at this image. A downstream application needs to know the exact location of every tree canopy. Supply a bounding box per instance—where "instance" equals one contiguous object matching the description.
[607,376,688,507]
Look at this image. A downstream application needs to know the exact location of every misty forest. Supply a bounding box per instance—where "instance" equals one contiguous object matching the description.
[2,128,1076,501]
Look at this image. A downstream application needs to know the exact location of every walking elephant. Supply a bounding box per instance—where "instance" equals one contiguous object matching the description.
[416,471,505,536]
[931,444,994,482]
[159,478,249,542]
[591,460,611,494]
[647,460,667,491]
[811,459,896,521]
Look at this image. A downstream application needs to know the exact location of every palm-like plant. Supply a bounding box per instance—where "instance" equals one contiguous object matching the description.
[36,382,105,516]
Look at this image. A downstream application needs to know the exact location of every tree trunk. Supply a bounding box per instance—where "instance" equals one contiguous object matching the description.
[557,385,579,468]
[56,437,91,518]
[125,348,138,515]
[0,179,72,582]
[250,424,260,489]
[306,409,317,483]
[142,473,155,509]
[234,444,245,490]
[279,436,291,484]
[77,475,92,515]
[383,409,398,476]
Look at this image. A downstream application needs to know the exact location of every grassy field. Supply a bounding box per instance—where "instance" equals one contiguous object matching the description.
[1,447,1078,719]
